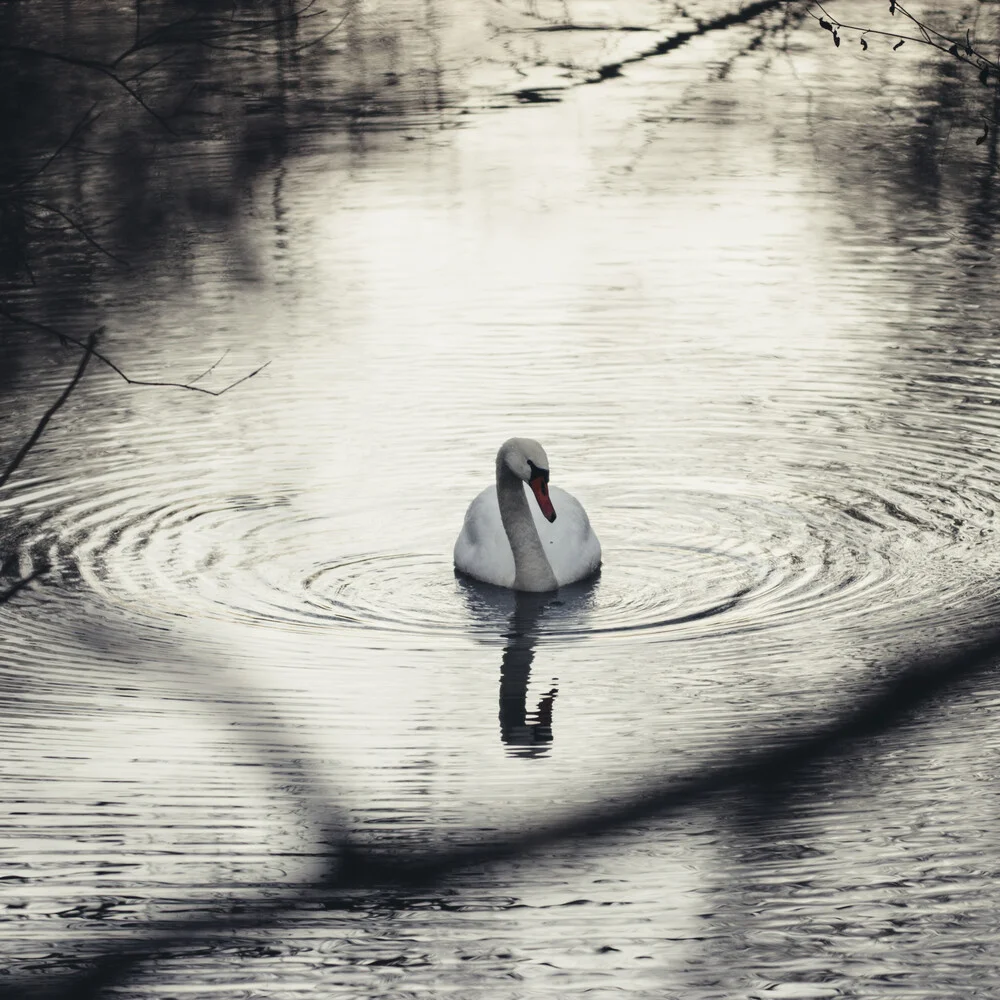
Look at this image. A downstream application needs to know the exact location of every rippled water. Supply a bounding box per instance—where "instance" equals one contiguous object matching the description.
[4,2,1000,997]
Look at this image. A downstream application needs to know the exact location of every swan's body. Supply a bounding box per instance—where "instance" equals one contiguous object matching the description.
[454,438,601,592]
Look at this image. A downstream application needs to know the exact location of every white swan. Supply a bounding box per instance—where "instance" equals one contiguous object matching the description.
[454,438,601,592]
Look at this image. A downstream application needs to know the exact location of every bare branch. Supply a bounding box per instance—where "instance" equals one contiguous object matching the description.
[807,0,1000,94]
[0,44,176,131]
[23,200,129,267]
[115,0,327,63]
[0,328,99,492]
[285,14,350,55]
[197,13,348,57]
[187,349,230,384]
[13,103,101,189]
[0,308,270,396]
[0,1,345,132]
[122,50,181,83]
[503,0,789,101]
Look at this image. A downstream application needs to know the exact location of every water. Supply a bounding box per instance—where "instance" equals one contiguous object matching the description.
[3,2,1000,996]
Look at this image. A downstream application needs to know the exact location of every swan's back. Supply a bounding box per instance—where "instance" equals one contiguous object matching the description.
[454,484,601,588]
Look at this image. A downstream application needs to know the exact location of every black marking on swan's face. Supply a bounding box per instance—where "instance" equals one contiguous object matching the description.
[526,459,549,485]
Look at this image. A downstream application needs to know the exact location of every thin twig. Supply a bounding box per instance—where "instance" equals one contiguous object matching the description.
[188,349,230,384]
[287,13,350,54]
[0,44,176,133]
[197,15,347,56]
[14,104,101,189]
[0,309,270,396]
[123,50,181,84]
[0,0,343,133]
[0,328,99,492]
[807,1,1000,88]
[23,200,129,267]
[504,0,788,96]
[116,0,325,63]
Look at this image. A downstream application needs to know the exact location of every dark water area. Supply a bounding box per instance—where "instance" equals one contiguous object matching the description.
[4,1,1000,997]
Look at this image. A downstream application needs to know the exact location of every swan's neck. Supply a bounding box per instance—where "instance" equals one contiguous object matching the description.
[497,460,558,592]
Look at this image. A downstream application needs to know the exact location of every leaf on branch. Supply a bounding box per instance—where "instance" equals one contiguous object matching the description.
[948,43,959,57]
[977,124,990,146]
[833,31,840,48]
[980,65,990,86]
[861,37,868,51]
[893,39,904,51]
[819,18,832,32]
[966,31,973,57]
[889,0,896,13]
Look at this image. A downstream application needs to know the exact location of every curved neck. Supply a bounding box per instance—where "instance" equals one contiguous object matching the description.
[496,458,557,592]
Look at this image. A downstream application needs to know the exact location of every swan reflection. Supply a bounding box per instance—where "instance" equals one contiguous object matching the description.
[458,578,599,758]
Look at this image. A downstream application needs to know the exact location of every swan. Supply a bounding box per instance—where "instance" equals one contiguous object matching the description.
[454,438,601,592]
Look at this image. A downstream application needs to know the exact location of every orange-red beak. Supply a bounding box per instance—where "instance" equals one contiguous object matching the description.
[530,475,556,522]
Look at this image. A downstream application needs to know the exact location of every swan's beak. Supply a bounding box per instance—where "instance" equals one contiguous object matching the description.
[530,475,556,522]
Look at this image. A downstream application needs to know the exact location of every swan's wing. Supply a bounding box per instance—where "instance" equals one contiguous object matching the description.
[533,485,602,586]
[453,486,516,588]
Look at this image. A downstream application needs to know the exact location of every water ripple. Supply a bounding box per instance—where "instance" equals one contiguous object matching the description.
[3,474,992,651]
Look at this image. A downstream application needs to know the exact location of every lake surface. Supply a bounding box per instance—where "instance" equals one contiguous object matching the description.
[3,2,1000,996]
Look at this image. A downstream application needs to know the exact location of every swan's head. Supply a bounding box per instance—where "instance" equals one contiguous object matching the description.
[498,437,557,523]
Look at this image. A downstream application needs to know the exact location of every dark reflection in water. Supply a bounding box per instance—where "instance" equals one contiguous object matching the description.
[0,0,467,353]
[459,580,604,756]
[710,680,1000,999]
[497,594,558,756]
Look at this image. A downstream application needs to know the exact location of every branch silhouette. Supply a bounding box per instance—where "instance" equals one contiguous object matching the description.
[583,0,788,84]
[0,1,339,132]
[0,44,176,132]
[0,309,270,396]
[808,0,1000,118]
[0,323,269,612]
[10,610,1000,1000]
[12,103,101,190]
[507,0,793,102]
[0,330,99,603]
[22,200,130,267]
[0,327,100,493]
